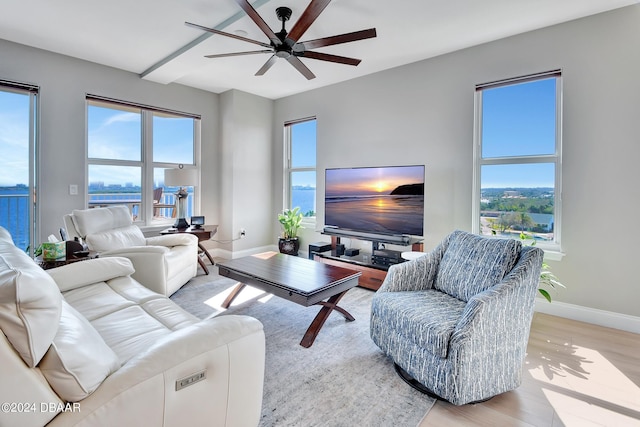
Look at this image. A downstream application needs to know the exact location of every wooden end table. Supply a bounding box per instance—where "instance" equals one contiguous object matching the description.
[160,225,217,274]
[35,251,99,270]
[217,252,361,348]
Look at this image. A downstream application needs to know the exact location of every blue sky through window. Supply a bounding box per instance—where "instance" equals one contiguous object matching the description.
[481,77,557,188]
[0,91,30,187]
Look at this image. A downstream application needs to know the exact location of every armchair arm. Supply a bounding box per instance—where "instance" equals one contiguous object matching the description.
[48,315,266,427]
[377,241,447,293]
[146,233,198,248]
[100,246,170,256]
[99,248,169,295]
[450,246,544,349]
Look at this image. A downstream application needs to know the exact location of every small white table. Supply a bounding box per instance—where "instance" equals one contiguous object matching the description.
[401,251,426,261]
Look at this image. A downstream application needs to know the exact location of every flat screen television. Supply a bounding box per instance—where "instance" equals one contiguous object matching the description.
[324,165,425,238]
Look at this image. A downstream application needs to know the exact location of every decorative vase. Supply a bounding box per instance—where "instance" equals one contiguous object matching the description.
[278,237,300,256]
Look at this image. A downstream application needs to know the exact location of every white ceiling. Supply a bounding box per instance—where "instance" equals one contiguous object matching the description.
[1,0,636,99]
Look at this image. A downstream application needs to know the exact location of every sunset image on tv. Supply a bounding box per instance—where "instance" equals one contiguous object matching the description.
[325,165,424,236]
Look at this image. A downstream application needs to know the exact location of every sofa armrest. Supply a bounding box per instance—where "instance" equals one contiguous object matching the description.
[47,257,135,292]
[47,315,265,427]
[146,233,198,248]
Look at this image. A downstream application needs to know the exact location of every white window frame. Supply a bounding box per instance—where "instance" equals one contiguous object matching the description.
[86,96,201,228]
[472,70,563,258]
[284,117,317,224]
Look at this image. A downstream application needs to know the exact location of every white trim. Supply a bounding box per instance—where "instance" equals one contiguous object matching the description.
[534,299,640,334]
[211,245,277,260]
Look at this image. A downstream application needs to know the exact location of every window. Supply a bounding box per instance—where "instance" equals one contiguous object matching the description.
[473,71,562,251]
[87,97,200,226]
[284,118,316,218]
[0,81,38,252]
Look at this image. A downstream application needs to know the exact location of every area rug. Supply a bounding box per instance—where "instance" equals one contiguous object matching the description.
[171,271,435,427]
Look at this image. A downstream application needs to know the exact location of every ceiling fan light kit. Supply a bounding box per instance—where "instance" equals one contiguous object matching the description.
[185,0,377,80]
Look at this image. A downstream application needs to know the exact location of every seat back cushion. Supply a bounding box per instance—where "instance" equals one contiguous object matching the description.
[0,229,62,367]
[39,300,120,402]
[72,205,134,237]
[85,225,146,252]
[434,230,521,302]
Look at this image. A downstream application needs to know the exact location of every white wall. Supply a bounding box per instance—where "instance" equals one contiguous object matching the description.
[274,5,640,318]
[0,39,220,243]
[215,89,274,258]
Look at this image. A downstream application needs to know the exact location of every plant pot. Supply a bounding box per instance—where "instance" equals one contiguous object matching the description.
[278,237,300,256]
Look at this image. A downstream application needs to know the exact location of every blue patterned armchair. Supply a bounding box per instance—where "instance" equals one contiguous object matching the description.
[370,230,544,405]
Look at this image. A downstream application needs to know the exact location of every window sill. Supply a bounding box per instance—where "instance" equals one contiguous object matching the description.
[542,249,564,262]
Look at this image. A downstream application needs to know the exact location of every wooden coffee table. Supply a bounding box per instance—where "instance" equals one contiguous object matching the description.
[217,252,361,348]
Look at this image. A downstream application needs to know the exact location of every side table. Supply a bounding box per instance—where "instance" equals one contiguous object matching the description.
[160,225,217,275]
[35,252,99,270]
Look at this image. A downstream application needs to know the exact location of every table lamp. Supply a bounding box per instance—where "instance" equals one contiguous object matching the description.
[164,164,197,229]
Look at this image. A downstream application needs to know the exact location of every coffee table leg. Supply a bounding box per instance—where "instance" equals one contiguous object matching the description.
[221,282,247,309]
[300,290,354,348]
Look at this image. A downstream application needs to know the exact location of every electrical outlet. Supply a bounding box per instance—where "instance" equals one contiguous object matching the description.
[240,228,246,238]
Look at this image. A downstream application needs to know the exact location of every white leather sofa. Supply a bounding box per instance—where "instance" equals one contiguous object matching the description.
[63,205,198,296]
[0,226,265,427]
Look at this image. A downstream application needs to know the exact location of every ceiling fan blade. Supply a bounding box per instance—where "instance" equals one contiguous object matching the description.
[204,50,272,59]
[255,55,278,76]
[300,28,377,50]
[234,0,281,46]
[185,22,271,48]
[299,51,361,66]
[285,0,332,45]
[286,56,316,80]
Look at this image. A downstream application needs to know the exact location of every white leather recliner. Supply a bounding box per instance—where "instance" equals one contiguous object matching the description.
[63,205,198,296]
[0,226,265,427]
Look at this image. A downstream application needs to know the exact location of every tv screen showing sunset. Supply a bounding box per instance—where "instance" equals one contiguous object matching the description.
[325,165,425,236]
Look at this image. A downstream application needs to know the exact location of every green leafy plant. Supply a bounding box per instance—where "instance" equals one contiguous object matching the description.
[278,207,304,239]
[520,232,566,302]
[26,244,43,257]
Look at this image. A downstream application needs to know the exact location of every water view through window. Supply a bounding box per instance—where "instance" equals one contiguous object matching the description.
[87,100,197,222]
[0,88,35,251]
[477,74,561,245]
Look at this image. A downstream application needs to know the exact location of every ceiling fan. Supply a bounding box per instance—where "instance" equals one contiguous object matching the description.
[185,0,377,80]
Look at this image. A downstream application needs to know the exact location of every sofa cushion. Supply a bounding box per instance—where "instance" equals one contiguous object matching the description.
[72,205,133,237]
[39,300,120,402]
[434,231,521,302]
[371,289,466,358]
[62,275,198,364]
[85,225,146,252]
[0,230,62,367]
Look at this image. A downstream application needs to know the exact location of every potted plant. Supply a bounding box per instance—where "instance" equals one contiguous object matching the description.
[519,233,566,302]
[278,207,304,256]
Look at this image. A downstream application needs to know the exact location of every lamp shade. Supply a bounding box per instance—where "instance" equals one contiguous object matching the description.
[164,166,197,187]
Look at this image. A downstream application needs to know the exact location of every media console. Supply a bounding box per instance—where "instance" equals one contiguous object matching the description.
[312,231,424,291]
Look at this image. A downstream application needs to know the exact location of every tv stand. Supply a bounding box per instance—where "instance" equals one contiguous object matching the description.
[312,235,424,291]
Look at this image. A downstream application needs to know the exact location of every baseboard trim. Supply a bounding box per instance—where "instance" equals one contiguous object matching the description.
[211,245,277,260]
[534,299,640,334]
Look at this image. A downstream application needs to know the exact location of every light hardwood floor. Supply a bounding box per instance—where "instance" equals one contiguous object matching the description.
[418,312,640,426]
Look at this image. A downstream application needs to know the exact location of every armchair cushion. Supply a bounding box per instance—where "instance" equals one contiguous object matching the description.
[72,205,132,236]
[0,237,62,367]
[373,289,465,358]
[434,230,521,302]
[86,224,146,251]
[39,301,120,402]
